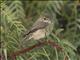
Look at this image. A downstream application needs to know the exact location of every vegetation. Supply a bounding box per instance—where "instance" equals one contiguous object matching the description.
[1,0,80,60]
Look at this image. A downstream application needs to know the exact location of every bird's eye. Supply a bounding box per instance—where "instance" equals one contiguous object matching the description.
[43,17,47,20]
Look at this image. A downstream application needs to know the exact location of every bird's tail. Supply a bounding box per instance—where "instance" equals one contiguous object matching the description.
[20,35,32,48]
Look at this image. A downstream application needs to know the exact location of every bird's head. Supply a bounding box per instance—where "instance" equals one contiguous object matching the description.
[39,16,51,24]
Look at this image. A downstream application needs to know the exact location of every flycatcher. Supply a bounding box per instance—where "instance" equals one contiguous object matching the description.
[22,15,53,44]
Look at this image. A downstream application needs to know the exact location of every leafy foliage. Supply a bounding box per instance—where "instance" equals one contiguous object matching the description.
[1,0,80,60]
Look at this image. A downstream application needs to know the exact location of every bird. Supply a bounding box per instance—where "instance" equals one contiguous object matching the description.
[21,15,53,45]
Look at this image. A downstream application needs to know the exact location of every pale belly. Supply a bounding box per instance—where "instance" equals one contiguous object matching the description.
[31,29,46,40]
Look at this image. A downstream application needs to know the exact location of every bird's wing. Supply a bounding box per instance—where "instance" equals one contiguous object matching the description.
[23,21,48,37]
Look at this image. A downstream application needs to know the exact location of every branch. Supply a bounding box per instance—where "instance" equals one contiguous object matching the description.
[9,40,63,60]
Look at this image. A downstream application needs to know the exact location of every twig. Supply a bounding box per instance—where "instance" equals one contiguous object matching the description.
[9,40,63,60]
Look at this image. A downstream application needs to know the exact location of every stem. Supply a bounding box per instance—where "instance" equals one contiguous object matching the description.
[9,40,62,60]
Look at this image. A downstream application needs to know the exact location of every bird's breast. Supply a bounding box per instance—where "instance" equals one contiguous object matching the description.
[31,29,46,40]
